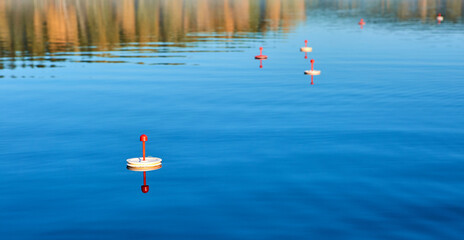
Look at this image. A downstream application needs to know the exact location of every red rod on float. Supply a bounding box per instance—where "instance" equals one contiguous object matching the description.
[140,134,148,161]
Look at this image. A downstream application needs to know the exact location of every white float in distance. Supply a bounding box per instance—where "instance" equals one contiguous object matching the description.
[437,13,444,22]
[304,59,321,75]
[300,40,312,53]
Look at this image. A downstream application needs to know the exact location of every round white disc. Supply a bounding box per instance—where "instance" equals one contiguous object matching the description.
[300,47,312,52]
[304,70,321,75]
[126,157,162,168]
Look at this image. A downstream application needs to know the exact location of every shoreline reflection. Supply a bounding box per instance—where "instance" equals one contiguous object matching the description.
[0,0,461,69]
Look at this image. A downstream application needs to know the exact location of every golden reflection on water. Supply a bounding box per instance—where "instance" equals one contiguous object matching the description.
[0,0,305,57]
[0,0,462,69]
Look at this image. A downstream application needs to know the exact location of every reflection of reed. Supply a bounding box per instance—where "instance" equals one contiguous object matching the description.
[314,0,463,22]
[0,0,307,58]
[0,0,462,68]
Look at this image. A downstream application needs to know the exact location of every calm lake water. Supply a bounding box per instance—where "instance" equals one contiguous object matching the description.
[1,0,464,239]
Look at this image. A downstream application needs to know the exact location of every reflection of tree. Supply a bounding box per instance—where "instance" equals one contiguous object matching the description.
[308,0,462,22]
[0,0,462,62]
[0,0,307,58]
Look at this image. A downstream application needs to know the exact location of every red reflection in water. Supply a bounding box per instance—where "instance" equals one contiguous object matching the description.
[127,164,162,193]
[141,171,149,193]
[258,59,265,68]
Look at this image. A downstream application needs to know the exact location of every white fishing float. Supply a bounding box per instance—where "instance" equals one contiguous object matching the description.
[126,134,162,168]
[300,40,312,53]
[304,59,321,76]
[437,13,444,23]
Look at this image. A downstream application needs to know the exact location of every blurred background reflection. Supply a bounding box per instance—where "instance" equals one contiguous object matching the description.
[0,0,462,69]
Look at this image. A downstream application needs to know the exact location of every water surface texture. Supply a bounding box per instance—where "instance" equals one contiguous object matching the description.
[1,0,464,239]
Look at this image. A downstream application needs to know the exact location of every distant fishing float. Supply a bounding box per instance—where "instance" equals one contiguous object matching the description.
[255,47,268,60]
[305,59,321,85]
[304,59,321,76]
[300,40,312,53]
[437,13,444,23]
[359,18,366,28]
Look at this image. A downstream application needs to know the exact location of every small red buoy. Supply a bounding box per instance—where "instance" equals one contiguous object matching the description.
[359,18,366,28]
[255,47,268,60]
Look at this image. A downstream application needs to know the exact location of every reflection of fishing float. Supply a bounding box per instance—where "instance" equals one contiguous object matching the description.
[437,13,444,24]
[304,59,321,85]
[127,165,162,172]
[127,165,162,193]
[359,18,366,28]
[126,134,162,168]
[258,59,265,68]
[254,47,268,60]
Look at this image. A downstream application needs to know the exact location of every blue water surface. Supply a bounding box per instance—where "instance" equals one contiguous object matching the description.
[1,2,464,240]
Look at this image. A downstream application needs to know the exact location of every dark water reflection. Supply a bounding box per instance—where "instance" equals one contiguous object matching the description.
[1,1,464,240]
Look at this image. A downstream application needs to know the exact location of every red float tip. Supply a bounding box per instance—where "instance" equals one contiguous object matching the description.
[305,40,308,43]
[259,47,263,50]
[141,185,149,193]
[438,13,441,16]
[310,59,314,63]
[361,18,364,21]
[140,134,147,142]
[304,56,308,59]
